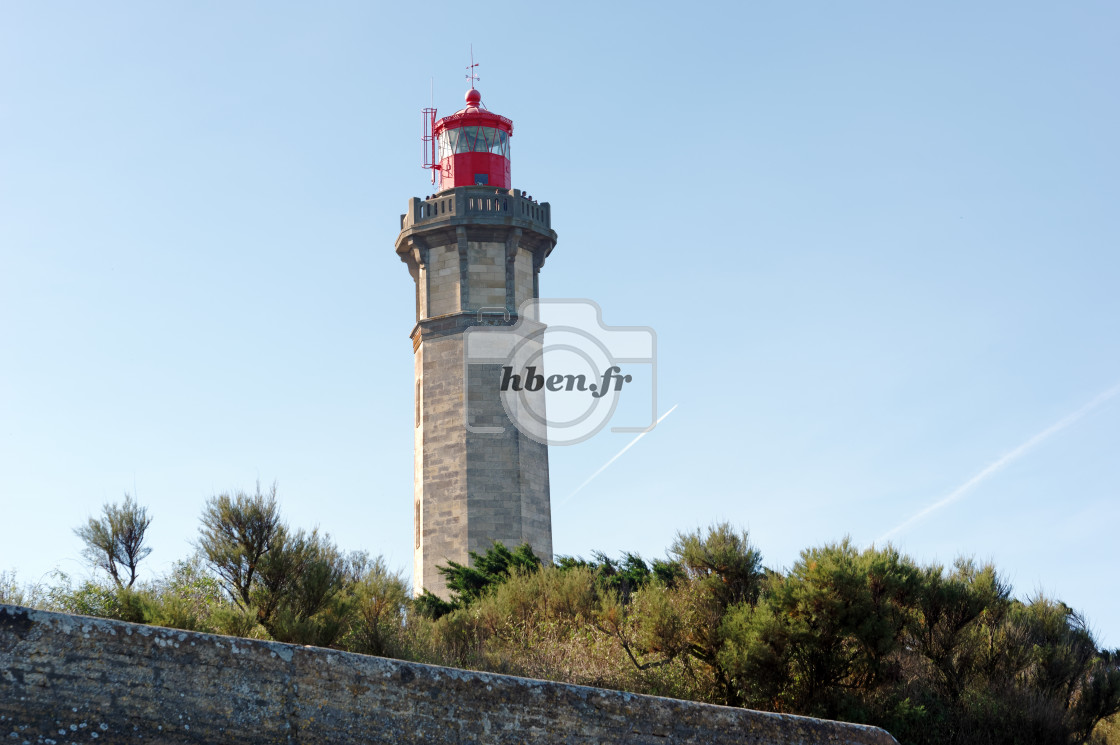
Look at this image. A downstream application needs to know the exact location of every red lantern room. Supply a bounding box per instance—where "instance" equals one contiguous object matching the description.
[423,87,513,191]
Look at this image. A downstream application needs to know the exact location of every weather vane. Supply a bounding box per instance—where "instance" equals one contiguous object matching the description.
[466,44,480,89]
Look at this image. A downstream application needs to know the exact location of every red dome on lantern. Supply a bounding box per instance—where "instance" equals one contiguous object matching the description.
[428,88,513,191]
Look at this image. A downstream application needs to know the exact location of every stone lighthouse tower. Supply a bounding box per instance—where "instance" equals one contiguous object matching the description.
[395,83,556,598]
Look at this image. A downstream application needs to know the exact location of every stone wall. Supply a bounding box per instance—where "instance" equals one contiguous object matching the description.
[1,604,898,744]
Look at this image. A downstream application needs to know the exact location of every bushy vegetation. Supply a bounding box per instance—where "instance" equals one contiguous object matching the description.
[4,490,1117,745]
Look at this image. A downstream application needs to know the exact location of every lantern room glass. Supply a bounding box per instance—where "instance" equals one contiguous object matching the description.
[438,126,509,160]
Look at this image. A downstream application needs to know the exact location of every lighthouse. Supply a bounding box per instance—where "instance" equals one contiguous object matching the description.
[395,82,557,598]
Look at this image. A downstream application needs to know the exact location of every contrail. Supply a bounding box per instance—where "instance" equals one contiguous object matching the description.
[879,380,1120,543]
[561,404,678,505]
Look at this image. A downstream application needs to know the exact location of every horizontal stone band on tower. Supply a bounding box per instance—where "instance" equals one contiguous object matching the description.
[0,604,900,745]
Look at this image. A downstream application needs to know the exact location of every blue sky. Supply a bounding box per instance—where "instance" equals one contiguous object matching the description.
[2,3,1117,645]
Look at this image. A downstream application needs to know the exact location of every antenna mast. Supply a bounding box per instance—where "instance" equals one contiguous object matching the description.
[421,77,438,185]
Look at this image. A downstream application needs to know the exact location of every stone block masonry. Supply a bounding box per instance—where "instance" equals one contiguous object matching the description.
[397,186,557,599]
[0,604,899,744]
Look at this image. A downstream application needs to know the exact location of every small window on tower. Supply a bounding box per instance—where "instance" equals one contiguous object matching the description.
[474,173,489,185]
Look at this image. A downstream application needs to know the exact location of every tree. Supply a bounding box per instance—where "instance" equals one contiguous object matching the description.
[345,556,410,657]
[594,523,765,706]
[251,527,353,646]
[197,482,283,608]
[719,540,922,718]
[670,523,764,608]
[196,484,360,647]
[435,541,541,607]
[557,551,684,603]
[910,558,1010,702]
[74,494,152,588]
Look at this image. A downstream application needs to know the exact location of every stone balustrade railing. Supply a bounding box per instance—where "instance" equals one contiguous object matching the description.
[400,186,552,234]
